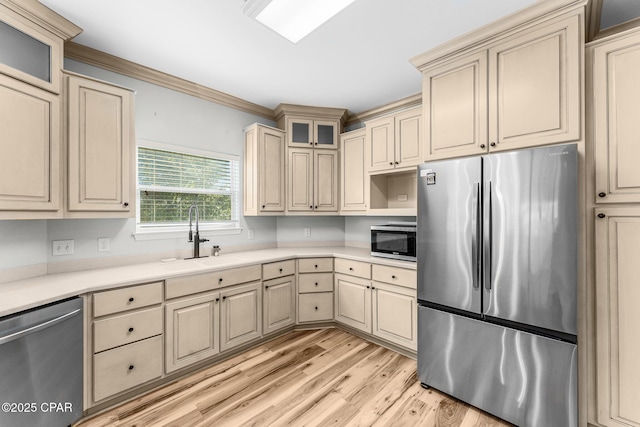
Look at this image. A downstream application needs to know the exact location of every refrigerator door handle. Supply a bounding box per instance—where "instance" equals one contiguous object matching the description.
[485,180,492,291]
[471,182,480,289]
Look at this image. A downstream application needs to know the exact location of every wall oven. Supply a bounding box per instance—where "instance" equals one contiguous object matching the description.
[371,222,417,262]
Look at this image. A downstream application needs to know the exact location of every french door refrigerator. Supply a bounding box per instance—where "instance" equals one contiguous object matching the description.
[417,143,578,427]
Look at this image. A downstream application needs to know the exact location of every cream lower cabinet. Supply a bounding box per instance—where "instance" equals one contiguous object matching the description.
[243,124,286,215]
[0,75,60,216]
[220,281,262,352]
[334,273,372,333]
[90,282,163,405]
[595,209,640,427]
[165,292,220,373]
[298,258,334,323]
[64,72,135,216]
[287,148,338,213]
[417,10,582,160]
[263,275,296,335]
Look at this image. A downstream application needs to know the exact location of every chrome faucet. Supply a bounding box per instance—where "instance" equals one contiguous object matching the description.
[187,204,208,259]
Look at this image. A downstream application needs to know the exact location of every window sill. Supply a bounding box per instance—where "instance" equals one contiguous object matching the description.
[132,227,242,241]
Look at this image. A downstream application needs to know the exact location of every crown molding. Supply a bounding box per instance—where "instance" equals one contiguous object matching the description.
[346,93,421,127]
[64,42,276,121]
[0,0,82,40]
[274,103,349,124]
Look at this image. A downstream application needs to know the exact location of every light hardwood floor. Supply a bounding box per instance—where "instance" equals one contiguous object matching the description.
[77,328,513,427]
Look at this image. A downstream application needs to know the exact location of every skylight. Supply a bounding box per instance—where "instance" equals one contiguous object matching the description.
[242,0,356,43]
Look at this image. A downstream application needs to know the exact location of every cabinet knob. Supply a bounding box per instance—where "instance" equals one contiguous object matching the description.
[314,142,318,145]
[314,205,318,209]
[128,297,134,303]
[349,267,353,271]
[128,327,134,333]
[490,142,496,147]
[222,296,227,300]
[309,205,313,209]
[480,144,485,149]
[219,278,223,283]
[215,298,220,302]
[315,282,318,286]
[598,213,606,219]
[128,365,135,371]
[392,275,396,279]
[598,192,606,198]
[315,306,318,310]
[372,286,376,290]
[262,205,266,208]
[123,202,129,207]
[265,285,269,290]
[366,285,370,289]
[279,268,283,272]
[315,265,318,268]
[394,161,399,165]
[389,162,393,166]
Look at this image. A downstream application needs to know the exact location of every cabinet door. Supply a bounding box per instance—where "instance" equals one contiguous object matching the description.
[423,51,488,160]
[340,129,367,212]
[220,282,262,352]
[287,118,314,148]
[314,150,338,212]
[67,74,134,213]
[0,75,60,213]
[263,275,295,335]
[165,292,220,373]
[395,107,422,168]
[592,31,640,203]
[334,273,371,333]
[595,209,640,427]
[366,115,395,172]
[372,282,417,350]
[287,148,314,212]
[314,120,339,149]
[488,14,580,151]
[259,126,286,212]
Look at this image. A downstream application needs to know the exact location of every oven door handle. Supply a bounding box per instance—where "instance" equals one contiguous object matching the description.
[0,308,82,346]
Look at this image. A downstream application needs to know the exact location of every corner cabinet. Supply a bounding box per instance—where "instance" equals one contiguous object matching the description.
[590,28,640,204]
[416,9,583,160]
[220,281,262,352]
[64,72,135,216]
[594,209,640,427]
[243,124,286,215]
[366,107,422,173]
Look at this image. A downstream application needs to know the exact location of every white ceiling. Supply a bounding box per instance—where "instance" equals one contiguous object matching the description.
[39,0,536,114]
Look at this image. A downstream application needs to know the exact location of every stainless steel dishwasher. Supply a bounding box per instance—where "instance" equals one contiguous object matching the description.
[0,297,83,427]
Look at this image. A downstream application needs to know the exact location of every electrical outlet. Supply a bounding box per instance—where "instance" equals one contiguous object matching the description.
[52,240,74,256]
[98,237,110,252]
[304,228,311,237]
[247,229,254,240]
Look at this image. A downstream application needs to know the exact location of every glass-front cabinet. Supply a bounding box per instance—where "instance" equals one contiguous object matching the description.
[286,117,339,149]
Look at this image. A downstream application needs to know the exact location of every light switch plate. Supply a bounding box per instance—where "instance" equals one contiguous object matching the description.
[52,240,74,256]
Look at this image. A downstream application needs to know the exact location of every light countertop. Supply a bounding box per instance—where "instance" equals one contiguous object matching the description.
[0,247,416,318]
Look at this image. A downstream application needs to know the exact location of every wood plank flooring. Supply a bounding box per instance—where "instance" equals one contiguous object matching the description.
[76,328,513,427]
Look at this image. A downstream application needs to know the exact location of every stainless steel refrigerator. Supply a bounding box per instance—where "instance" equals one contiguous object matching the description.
[417,143,578,427]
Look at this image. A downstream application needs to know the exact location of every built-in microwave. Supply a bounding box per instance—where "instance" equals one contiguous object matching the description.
[371,222,417,262]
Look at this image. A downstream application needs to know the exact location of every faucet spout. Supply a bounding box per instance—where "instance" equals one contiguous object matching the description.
[187,204,208,259]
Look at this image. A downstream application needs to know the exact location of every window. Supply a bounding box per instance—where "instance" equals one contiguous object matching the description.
[136,143,240,235]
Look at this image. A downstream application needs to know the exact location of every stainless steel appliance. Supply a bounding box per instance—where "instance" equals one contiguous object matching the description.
[0,297,83,427]
[417,144,578,427]
[371,222,416,261]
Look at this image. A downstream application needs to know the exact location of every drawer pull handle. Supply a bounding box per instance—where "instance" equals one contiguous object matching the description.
[349,267,354,271]
[279,268,283,272]
[219,278,223,283]
[599,192,606,198]
[128,297,134,303]
[392,275,397,279]
[128,365,134,371]
[128,327,134,333]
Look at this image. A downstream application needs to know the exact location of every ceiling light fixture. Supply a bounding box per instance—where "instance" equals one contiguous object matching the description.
[242,0,356,43]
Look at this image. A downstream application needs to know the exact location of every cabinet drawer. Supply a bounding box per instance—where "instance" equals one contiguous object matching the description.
[298,258,333,273]
[93,307,162,353]
[334,258,371,279]
[263,259,296,280]
[372,264,417,290]
[165,265,261,299]
[93,335,162,402]
[298,293,333,322]
[93,282,162,317]
[298,272,333,293]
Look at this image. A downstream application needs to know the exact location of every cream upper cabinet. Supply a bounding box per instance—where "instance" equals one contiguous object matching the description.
[366,107,422,172]
[286,117,339,149]
[590,28,640,204]
[340,128,367,213]
[595,208,640,427]
[243,123,286,215]
[0,75,60,215]
[417,11,582,160]
[422,52,488,160]
[65,72,135,216]
[287,148,338,213]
